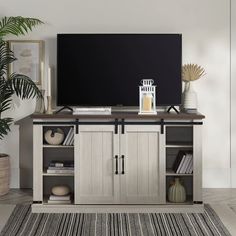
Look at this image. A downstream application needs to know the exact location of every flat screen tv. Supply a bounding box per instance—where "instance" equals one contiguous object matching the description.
[57,34,182,107]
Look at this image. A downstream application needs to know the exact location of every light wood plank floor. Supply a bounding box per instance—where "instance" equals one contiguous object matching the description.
[1,188,236,205]
[1,188,236,234]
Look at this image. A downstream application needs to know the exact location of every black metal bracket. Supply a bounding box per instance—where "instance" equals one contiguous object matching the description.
[55,106,73,114]
[75,119,79,134]
[193,201,203,204]
[160,119,164,134]
[115,119,118,134]
[33,201,42,204]
[167,106,179,114]
[33,120,203,127]
[121,119,125,134]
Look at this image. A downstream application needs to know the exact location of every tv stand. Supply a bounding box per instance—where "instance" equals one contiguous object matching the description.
[167,106,179,114]
[55,106,73,114]
[31,111,205,213]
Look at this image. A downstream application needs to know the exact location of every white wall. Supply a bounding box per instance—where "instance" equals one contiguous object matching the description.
[0,0,231,188]
[231,0,236,187]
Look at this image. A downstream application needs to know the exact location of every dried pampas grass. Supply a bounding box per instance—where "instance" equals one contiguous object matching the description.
[182,64,205,82]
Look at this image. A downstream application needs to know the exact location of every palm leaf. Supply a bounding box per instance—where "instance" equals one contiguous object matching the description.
[0,16,44,40]
[0,117,12,139]
[0,77,14,114]
[7,73,43,99]
[0,41,16,77]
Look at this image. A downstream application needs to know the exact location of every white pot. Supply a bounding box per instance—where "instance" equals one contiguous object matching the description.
[183,82,197,110]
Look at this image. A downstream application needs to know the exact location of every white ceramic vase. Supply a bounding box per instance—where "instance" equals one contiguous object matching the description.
[35,89,45,113]
[168,178,186,203]
[182,82,197,111]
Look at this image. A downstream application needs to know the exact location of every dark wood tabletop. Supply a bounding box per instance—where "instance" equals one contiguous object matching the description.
[31,111,205,120]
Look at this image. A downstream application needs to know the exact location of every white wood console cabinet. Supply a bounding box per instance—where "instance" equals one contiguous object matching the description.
[32,112,205,213]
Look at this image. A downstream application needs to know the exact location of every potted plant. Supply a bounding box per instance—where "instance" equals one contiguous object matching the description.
[182,63,205,112]
[0,16,43,195]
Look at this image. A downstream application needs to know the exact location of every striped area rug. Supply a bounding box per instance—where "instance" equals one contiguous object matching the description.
[0,204,231,236]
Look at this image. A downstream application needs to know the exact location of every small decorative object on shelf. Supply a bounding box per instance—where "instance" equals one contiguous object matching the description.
[49,185,71,204]
[182,64,205,113]
[47,160,74,174]
[139,79,157,115]
[51,185,70,196]
[46,67,53,114]
[168,178,186,203]
[44,128,64,145]
[35,89,45,113]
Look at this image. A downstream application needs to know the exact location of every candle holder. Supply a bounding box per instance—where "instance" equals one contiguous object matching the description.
[46,96,53,114]
[139,79,157,115]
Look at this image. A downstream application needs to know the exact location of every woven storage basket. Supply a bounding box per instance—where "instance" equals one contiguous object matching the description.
[0,154,10,196]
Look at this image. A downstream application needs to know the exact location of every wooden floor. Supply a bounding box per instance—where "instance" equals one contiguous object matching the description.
[1,188,236,205]
[1,188,236,234]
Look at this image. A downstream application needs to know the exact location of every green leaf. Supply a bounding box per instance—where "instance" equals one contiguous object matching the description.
[0,118,12,139]
[0,16,43,140]
[7,73,43,99]
[0,16,44,40]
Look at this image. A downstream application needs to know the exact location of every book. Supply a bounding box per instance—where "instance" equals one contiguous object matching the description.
[172,151,185,173]
[47,200,71,204]
[188,158,193,174]
[49,161,74,167]
[48,167,74,170]
[63,128,73,145]
[69,135,74,146]
[49,195,71,201]
[176,155,186,173]
[66,129,74,146]
[47,169,74,174]
[181,154,191,173]
[186,154,193,173]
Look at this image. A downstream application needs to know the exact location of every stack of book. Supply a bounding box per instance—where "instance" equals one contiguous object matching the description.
[172,151,193,174]
[48,194,72,204]
[62,128,74,146]
[47,161,74,174]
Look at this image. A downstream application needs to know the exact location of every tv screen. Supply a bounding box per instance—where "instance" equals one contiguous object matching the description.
[57,34,182,107]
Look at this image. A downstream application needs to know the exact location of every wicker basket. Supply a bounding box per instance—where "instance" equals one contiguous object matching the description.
[0,154,10,196]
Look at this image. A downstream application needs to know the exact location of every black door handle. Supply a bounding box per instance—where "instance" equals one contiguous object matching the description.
[115,155,118,174]
[121,155,125,174]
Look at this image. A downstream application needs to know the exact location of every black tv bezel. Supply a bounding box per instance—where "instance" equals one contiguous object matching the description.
[57,33,182,107]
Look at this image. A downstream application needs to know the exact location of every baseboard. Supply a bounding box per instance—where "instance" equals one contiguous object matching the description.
[32,204,204,214]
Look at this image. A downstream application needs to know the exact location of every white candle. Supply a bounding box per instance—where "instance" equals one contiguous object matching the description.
[40,61,44,87]
[47,67,51,96]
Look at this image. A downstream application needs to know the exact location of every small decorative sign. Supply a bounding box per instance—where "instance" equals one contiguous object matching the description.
[139,79,157,115]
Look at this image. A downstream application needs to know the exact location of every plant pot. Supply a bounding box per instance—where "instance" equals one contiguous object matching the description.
[0,154,10,196]
[182,82,198,111]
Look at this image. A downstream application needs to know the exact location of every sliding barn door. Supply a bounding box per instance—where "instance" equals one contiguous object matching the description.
[120,125,162,204]
[75,125,119,204]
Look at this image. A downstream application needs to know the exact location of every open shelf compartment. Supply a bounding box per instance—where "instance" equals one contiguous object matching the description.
[43,176,74,205]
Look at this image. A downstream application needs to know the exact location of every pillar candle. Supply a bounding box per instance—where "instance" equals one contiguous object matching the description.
[47,67,51,96]
[40,61,44,87]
